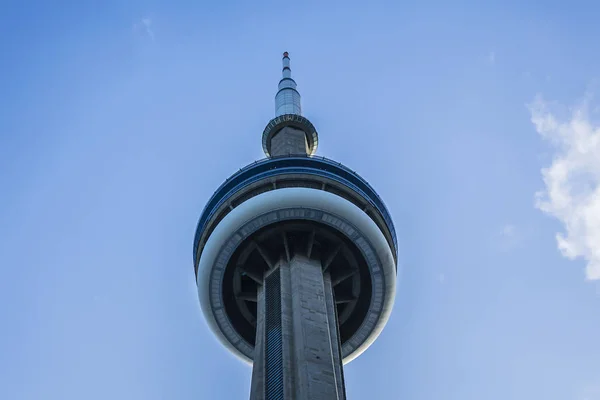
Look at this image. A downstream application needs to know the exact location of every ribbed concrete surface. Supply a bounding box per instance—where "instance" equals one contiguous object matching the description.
[270,126,309,156]
[250,255,346,400]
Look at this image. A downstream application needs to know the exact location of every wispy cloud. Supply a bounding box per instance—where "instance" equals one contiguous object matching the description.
[436,273,446,284]
[501,224,515,237]
[133,16,154,40]
[488,51,496,65]
[496,223,523,252]
[529,95,600,280]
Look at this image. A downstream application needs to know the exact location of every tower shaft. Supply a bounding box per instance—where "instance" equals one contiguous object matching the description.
[270,126,310,156]
[194,52,398,400]
[250,255,346,400]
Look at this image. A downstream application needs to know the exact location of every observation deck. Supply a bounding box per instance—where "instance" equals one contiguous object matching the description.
[194,155,397,363]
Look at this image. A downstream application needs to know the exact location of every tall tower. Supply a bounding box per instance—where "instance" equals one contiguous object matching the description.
[194,52,397,399]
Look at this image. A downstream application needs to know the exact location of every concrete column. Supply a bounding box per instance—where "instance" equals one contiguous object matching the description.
[270,126,309,156]
[287,255,344,399]
[250,255,346,399]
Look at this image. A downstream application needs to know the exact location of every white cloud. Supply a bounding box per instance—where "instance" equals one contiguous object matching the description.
[529,95,600,280]
[501,224,515,237]
[436,273,446,284]
[134,17,154,40]
[493,223,524,252]
[488,51,496,65]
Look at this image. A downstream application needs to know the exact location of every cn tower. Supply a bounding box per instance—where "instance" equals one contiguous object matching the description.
[193,52,397,399]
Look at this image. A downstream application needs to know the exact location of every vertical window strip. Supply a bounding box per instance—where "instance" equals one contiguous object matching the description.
[264,269,283,400]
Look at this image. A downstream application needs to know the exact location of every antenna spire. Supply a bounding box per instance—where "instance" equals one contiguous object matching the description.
[275,51,302,116]
[262,52,319,157]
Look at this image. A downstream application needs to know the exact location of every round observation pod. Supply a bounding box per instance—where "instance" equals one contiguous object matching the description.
[193,156,398,364]
[261,114,319,157]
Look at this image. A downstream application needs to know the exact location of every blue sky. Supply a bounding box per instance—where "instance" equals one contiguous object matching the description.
[1,1,599,399]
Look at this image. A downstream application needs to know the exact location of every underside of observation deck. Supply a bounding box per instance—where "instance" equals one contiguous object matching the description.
[222,220,372,353]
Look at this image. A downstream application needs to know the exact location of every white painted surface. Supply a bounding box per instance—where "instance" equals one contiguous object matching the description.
[196,187,397,363]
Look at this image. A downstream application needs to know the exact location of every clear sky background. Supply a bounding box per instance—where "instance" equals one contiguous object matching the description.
[1,1,599,399]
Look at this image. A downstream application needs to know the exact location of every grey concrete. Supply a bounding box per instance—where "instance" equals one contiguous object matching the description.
[324,272,346,398]
[288,255,345,399]
[270,126,309,156]
[250,255,345,400]
[250,284,266,400]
